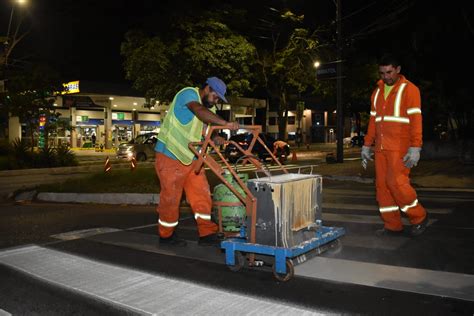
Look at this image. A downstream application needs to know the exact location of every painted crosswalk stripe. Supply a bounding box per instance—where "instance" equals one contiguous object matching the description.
[323,203,452,214]
[324,189,474,202]
[44,226,474,302]
[0,309,12,316]
[322,213,437,226]
[0,246,322,315]
[295,256,474,302]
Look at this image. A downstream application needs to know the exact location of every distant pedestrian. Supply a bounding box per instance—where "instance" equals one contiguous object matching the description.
[273,139,290,163]
[91,133,96,146]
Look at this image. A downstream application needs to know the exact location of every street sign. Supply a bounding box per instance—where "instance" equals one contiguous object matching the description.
[316,64,337,80]
[315,61,345,80]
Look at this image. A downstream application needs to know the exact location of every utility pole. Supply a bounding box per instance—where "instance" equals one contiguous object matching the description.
[336,0,344,163]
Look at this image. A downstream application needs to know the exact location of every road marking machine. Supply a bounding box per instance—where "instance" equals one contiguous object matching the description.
[189,125,345,281]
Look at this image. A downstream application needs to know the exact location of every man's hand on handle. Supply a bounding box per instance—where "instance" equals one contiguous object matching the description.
[403,147,421,168]
[212,135,226,146]
[361,146,373,170]
[225,121,240,131]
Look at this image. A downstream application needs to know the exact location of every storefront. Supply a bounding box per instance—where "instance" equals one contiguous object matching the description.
[50,81,164,149]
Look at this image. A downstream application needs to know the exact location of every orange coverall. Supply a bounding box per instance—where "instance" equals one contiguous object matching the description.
[155,152,218,238]
[364,75,427,231]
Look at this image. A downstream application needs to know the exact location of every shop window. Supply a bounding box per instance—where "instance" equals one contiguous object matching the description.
[269,117,277,125]
[288,116,296,125]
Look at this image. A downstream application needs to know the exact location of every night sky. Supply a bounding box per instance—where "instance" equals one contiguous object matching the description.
[2,0,473,88]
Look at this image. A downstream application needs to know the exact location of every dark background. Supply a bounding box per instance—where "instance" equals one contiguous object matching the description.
[1,0,473,89]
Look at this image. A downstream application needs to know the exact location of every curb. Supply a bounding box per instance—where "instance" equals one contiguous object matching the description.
[325,175,374,184]
[0,161,154,177]
[27,183,474,205]
[36,192,160,205]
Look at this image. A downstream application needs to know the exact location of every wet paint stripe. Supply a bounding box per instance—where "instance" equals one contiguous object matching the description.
[323,203,452,214]
[45,227,473,302]
[295,256,474,302]
[322,213,437,226]
[0,246,322,315]
[50,228,121,241]
[0,309,12,316]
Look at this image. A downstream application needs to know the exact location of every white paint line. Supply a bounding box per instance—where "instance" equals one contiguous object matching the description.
[0,246,322,315]
[295,256,474,302]
[416,187,474,193]
[322,213,438,226]
[323,203,452,214]
[0,309,12,316]
[325,189,474,202]
[50,227,121,241]
[338,235,410,251]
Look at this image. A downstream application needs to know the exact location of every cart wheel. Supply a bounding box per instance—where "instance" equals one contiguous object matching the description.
[326,239,343,256]
[272,259,294,282]
[228,251,245,272]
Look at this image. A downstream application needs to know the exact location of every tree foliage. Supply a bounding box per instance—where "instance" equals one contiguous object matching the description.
[254,11,324,139]
[0,65,62,147]
[121,19,256,104]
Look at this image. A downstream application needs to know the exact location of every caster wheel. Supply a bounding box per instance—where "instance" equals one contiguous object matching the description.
[228,251,245,272]
[272,259,294,282]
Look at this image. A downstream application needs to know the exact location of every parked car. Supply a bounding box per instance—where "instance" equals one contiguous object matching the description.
[224,133,281,163]
[350,135,364,147]
[116,132,158,161]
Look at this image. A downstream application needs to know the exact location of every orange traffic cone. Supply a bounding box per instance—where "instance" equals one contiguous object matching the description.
[130,156,137,171]
[291,151,297,162]
[104,156,112,173]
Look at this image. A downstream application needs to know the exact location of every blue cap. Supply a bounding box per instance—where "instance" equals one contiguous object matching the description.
[206,77,228,103]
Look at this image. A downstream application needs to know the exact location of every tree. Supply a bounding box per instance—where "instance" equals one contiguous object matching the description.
[0,65,62,148]
[1,2,30,75]
[253,10,326,140]
[121,19,256,105]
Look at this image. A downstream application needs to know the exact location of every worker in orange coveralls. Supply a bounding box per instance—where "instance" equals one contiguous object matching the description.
[273,140,290,162]
[361,54,428,237]
[155,77,239,247]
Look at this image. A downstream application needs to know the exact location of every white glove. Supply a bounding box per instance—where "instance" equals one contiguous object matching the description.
[361,146,373,169]
[403,147,421,168]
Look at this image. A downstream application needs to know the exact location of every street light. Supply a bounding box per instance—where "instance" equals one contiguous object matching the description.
[313,61,321,68]
[6,0,28,43]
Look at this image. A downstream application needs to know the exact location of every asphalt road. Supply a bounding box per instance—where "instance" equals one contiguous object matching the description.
[1,182,473,315]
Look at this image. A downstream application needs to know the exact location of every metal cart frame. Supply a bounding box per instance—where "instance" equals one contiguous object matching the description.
[188,125,344,281]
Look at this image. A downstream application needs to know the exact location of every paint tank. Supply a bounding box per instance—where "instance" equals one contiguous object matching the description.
[212,173,248,232]
[247,174,323,247]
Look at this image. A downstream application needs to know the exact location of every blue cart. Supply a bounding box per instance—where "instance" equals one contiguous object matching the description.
[189,125,345,282]
[221,223,345,282]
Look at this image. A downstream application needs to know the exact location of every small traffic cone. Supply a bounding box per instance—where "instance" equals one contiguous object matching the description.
[104,156,112,173]
[291,151,297,162]
[130,156,137,171]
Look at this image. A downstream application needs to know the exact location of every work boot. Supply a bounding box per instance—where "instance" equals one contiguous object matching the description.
[375,228,404,237]
[198,233,224,247]
[160,233,187,247]
[410,214,429,237]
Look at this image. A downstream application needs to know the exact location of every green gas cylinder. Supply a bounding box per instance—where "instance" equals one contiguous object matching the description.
[212,172,248,232]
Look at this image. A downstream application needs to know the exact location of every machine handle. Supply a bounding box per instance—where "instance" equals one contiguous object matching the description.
[207,125,262,134]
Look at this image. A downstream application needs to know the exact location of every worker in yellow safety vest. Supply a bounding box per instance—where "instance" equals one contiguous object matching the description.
[155,77,239,247]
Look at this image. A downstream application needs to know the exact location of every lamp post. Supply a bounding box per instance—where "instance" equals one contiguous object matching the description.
[313,0,344,162]
[6,0,28,43]
[335,0,344,163]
